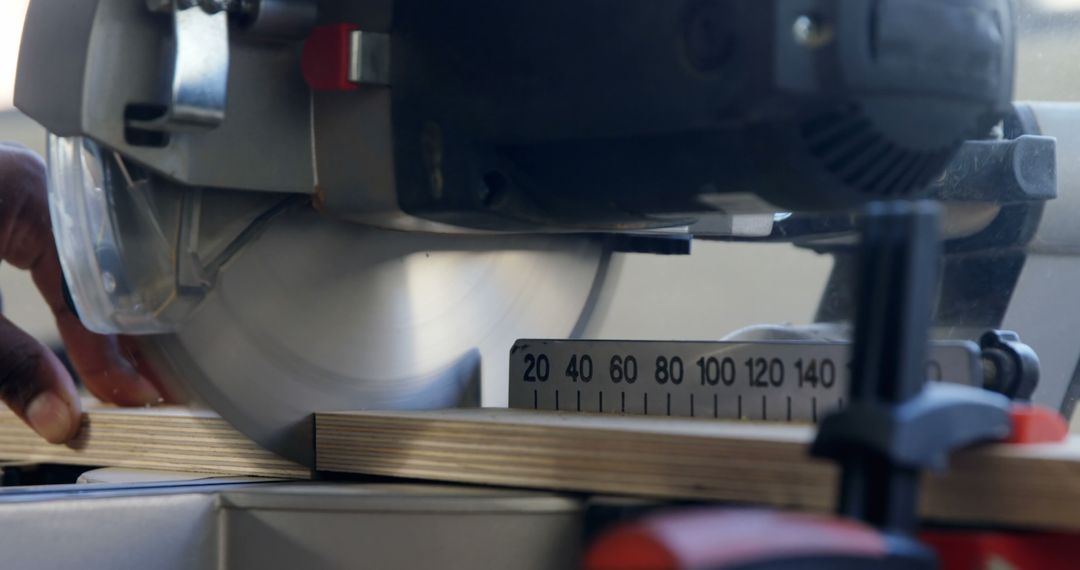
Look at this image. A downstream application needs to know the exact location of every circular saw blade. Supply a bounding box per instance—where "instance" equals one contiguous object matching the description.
[142,207,609,466]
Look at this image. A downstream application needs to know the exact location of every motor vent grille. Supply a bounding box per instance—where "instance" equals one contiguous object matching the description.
[800,108,954,198]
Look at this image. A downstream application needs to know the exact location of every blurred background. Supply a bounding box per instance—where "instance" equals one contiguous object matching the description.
[0,0,1078,350]
[0,0,51,345]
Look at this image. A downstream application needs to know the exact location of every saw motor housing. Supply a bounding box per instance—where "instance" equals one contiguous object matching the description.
[17,0,1015,232]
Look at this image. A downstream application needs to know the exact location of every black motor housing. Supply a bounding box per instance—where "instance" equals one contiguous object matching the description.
[381,0,1015,230]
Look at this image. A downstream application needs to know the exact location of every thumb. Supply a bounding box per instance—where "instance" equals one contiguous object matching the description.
[0,313,81,443]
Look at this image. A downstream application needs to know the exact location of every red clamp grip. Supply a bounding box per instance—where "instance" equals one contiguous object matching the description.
[1006,404,1067,445]
[923,531,1080,570]
[583,510,886,570]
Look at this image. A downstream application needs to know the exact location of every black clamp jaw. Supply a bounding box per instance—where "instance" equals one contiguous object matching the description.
[810,202,1014,569]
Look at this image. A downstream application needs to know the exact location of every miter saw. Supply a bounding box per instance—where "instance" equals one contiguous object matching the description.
[11,0,1080,568]
[16,0,1078,473]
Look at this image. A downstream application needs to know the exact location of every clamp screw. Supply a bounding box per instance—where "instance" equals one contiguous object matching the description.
[980,330,1040,401]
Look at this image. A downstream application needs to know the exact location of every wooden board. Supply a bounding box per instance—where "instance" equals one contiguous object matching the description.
[0,405,309,479]
[316,409,1080,531]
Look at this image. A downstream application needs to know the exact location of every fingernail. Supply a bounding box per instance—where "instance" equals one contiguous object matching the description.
[26,392,75,444]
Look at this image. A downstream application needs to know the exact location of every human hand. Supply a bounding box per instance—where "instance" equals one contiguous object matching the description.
[0,143,165,443]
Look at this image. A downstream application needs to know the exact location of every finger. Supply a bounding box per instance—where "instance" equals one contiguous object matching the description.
[0,314,80,443]
[0,146,163,406]
[118,336,188,404]
[43,257,164,406]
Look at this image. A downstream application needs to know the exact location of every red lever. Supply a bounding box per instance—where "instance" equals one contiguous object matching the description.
[302,24,360,91]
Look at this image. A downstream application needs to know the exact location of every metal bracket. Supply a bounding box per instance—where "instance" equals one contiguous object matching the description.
[349,30,391,86]
[128,0,232,133]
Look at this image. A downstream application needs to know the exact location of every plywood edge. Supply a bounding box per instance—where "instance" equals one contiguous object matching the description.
[0,405,310,479]
[315,408,1080,531]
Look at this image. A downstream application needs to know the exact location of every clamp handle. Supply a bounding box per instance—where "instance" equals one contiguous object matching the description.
[127,0,231,135]
[812,201,1011,535]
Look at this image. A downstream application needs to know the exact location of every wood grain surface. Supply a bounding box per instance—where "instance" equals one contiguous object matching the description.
[316,409,1080,531]
[0,405,309,479]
